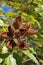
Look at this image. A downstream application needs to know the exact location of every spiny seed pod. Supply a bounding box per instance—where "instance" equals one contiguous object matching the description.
[7,41,13,49]
[1,32,9,39]
[15,15,22,23]
[13,22,20,29]
[25,29,38,36]
[13,38,19,46]
[7,39,16,49]
[19,28,27,35]
[8,25,15,35]
[13,16,22,29]
[23,22,31,29]
[15,29,21,37]
[19,42,29,50]
[20,39,26,43]
[19,39,29,50]
[7,32,13,37]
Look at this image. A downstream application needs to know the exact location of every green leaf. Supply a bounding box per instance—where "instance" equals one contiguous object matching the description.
[2,46,8,53]
[29,15,41,29]
[0,20,4,26]
[4,56,11,65]
[13,53,22,65]
[29,47,36,54]
[22,50,39,64]
[4,54,17,65]
[0,58,3,63]
[0,53,10,58]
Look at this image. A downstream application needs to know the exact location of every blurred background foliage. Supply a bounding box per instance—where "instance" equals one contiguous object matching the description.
[0,0,43,65]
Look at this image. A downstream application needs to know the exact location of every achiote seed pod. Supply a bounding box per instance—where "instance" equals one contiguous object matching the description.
[7,38,19,49]
[0,15,38,50]
[13,38,19,46]
[19,39,29,50]
[23,22,31,29]
[15,15,22,23]
[7,39,16,49]
[13,16,22,29]
[15,29,21,37]
[8,25,15,36]
[0,32,9,39]
[19,43,29,50]
[24,29,38,36]
[19,28,27,35]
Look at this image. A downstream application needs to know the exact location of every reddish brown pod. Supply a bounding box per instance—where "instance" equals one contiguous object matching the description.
[8,25,15,36]
[19,39,29,50]
[13,38,19,46]
[15,29,21,37]
[19,43,29,50]
[23,22,31,29]
[0,15,38,50]
[25,29,38,36]
[19,42,29,50]
[19,28,27,36]
[0,32,9,39]
[13,16,22,29]
[15,15,22,23]
[7,38,19,49]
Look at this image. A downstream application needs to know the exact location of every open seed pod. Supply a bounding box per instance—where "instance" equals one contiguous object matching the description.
[15,29,21,37]
[19,28,27,36]
[7,38,19,49]
[0,32,9,39]
[8,25,15,36]
[13,15,22,29]
[24,29,38,36]
[19,39,29,50]
[19,43,29,50]
[15,15,22,23]
[23,22,31,29]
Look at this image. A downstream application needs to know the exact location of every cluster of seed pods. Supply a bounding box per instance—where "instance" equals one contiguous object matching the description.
[0,16,38,50]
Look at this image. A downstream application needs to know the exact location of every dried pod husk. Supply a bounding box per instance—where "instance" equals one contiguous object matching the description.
[13,16,22,29]
[24,29,38,36]
[15,15,22,23]
[13,22,20,29]
[20,39,26,44]
[19,42,29,50]
[19,28,27,35]
[7,41,13,49]
[8,25,15,36]
[15,29,21,37]
[7,32,14,37]
[23,22,31,29]
[13,38,19,46]
[7,39,16,49]
[19,39,29,50]
[1,32,9,39]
